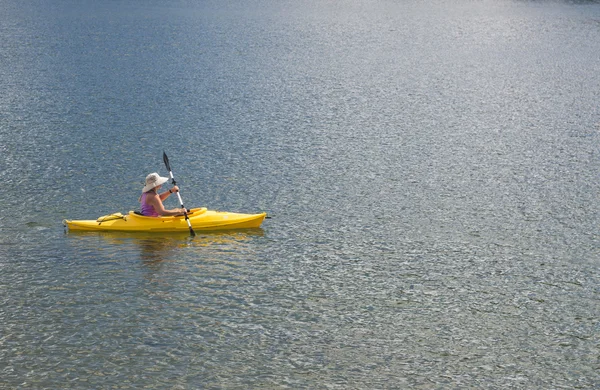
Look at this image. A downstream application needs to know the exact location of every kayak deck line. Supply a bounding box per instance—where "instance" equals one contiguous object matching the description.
[64,207,267,232]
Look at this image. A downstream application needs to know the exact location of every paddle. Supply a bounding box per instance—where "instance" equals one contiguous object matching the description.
[163,151,195,237]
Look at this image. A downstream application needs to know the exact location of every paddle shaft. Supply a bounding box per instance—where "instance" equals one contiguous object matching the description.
[167,172,186,210]
[163,152,195,236]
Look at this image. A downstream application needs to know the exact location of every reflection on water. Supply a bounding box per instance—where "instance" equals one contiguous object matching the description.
[63,230,256,283]
[63,228,267,291]
[65,228,265,264]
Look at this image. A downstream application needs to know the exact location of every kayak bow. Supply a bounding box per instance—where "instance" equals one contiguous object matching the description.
[64,208,267,232]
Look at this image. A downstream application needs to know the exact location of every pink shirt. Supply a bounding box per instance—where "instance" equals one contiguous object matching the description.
[140,191,159,217]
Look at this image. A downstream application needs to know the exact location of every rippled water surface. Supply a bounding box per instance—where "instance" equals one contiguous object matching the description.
[1,0,599,388]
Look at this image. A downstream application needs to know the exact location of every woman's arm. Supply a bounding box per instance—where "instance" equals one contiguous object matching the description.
[158,185,179,202]
[146,192,185,216]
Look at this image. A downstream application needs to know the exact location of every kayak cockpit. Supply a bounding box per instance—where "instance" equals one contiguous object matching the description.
[127,207,207,220]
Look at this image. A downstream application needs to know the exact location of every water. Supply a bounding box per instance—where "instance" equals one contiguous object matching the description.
[1,0,599,388]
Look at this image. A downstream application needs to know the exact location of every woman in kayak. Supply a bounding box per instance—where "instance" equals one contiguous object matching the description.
[139,172,186,217]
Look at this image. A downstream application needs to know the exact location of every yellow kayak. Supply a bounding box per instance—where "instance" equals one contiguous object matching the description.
[64,208,267,232]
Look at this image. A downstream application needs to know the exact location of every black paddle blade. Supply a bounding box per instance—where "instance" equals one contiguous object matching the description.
[162,151,171,171]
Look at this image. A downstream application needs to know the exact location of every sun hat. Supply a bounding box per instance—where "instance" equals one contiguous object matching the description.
[142,172,169,192]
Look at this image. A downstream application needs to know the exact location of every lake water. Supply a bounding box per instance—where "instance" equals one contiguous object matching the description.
[1,0,599,388]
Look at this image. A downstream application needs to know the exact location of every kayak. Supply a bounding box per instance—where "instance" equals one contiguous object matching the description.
[64,208,267,232]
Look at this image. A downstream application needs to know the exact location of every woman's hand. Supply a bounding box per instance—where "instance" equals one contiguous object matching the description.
[170,185,179,194]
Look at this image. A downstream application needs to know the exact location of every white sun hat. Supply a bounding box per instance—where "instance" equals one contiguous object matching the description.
[142,172,169,192]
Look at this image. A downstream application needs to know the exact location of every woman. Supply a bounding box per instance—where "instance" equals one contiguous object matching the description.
[139,172,186,217]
